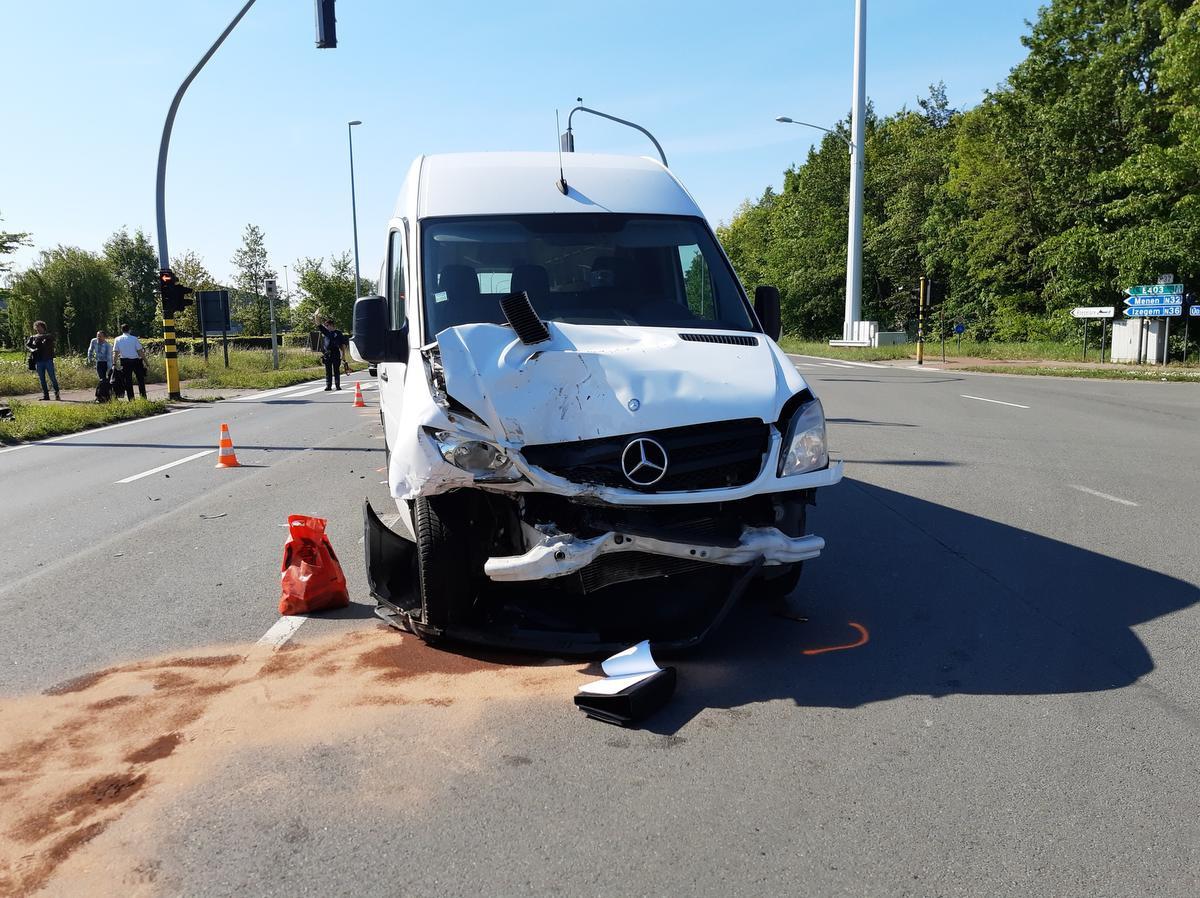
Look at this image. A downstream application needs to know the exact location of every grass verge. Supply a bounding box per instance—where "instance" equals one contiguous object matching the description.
[961,365,1200,383]
[1,348,330,397]
[780,339,913,361]
[186,367,326,390]
[0,399,170,444]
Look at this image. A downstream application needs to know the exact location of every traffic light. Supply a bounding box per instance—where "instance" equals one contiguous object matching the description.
[158,269,194,317]
[314,0,336,48]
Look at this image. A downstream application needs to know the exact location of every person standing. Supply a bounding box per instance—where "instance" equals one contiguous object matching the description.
[113,323,148,400]
[26,321,60,401]
[87,330,113,384]
[313,310,344,391]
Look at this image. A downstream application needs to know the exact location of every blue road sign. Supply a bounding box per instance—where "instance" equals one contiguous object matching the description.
[1125,305,1182,318]
[1125,295,1182,307]
[954,323,965,334]
[1125,283,1184,297]
[1191,305,1200,317]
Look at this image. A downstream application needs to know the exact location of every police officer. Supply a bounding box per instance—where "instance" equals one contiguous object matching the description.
[312,310,344,391]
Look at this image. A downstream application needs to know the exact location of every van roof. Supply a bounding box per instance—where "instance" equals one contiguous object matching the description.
[406,152,704,220]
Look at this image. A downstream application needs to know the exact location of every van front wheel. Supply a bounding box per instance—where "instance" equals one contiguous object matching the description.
[414,493,480,633]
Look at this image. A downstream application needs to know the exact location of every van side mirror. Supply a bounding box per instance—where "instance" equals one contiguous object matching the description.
[754,285,782,342]
[351,295,408,363]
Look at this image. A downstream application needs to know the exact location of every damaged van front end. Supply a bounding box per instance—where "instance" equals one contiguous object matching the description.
[356,152,842,654]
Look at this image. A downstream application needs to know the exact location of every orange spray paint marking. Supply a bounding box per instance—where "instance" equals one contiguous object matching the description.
[802,621,870,656]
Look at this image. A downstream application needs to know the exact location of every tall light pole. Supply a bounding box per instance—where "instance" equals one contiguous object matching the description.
[846,0,867,340]
[348,120,363,301]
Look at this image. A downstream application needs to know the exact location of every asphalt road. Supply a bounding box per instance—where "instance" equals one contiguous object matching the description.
[1,362,1197,898]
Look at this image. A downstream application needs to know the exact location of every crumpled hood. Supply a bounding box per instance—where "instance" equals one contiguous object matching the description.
[435,322,806,446]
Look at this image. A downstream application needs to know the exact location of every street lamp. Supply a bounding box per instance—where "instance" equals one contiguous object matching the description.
[776,0,866,343]
[778,112,863,342]
[347,120,363,301]
[775,117,853,154]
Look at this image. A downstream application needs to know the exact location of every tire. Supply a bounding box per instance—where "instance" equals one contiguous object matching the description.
[414,493,481,632]
[756,562,804,601]
[754,504,806,600]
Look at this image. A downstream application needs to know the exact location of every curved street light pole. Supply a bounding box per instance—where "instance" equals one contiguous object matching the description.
[154,0,259,398]
[348,121,363,301]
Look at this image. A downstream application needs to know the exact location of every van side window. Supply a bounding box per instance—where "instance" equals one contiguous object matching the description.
[388,229,407,330]
[679,245,715,318]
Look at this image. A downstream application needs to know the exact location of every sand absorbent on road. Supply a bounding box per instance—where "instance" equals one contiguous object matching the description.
[0,626,591,896]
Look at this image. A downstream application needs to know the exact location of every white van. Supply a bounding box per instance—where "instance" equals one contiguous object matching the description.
[354,152,843,652]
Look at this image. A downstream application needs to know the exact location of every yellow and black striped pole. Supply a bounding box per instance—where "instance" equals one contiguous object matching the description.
[162,313,182,399]
[158,269,188,400]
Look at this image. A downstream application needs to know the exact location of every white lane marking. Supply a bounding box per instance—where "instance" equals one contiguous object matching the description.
[0,407,197,456]
[291,385,335,397]
[1068,485,1139,507]
[256,615,307,647]
[115,449,216,484]
[960,394,1030,409]
[230,381,323,402]
[820,362,858,369]
[906,364,942,370]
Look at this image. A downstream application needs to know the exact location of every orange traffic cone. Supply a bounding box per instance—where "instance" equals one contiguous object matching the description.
[353,381,365,408]
[215,422,241,468]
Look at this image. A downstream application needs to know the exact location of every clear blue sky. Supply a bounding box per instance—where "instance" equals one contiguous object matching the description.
[3,0,1044,287]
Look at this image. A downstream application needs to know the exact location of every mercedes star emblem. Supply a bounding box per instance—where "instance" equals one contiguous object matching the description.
[627,398,641,412]
[620,437,669,487]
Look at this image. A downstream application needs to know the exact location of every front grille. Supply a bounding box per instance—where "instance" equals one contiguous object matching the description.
[578,552,711,593]
[679,332,759,346]
[523,418,769,492]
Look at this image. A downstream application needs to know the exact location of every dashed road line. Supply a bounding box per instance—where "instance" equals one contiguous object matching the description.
[1068,485,1138,507]
[256,615,306,648]
[960,394,1030,409]
[115,449,215,483]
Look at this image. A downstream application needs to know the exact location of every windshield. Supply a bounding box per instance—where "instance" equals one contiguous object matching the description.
[420,214,756,340]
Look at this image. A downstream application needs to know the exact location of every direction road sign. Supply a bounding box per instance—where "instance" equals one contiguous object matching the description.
[196,290,231,331]
[1124,305,1182,318]
[1071,306,1115,318]
[1191,305,1200,317]
[1125,283,1183,297]
[1125,295,1181,307]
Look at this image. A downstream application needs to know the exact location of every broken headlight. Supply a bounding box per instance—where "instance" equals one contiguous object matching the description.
[779,398,828,477]
[429,430,521,482]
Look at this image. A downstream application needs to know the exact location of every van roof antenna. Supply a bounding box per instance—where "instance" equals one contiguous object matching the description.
[555,109,569,195]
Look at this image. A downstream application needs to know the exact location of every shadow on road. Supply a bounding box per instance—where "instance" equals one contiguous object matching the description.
[24,442,382,453]
[642,477,1199,734]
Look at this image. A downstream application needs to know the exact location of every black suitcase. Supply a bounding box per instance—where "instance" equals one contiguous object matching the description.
[96,371,114,403]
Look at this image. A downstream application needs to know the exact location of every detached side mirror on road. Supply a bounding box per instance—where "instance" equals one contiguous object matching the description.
[351,295,408,363]
[754,285,782,342]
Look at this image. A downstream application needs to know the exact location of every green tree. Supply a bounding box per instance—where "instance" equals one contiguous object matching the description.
[292,253,375,332]
[7,247,122,351]
[103,227,159,336]
[230,224,276,335]
[170,250,222,337]
[1,211,31,275]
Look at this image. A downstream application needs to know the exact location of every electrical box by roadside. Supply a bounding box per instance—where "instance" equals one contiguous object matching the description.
[1110,319,1165,365]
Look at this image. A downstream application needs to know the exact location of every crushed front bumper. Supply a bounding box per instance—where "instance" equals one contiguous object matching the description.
[484,526,825,583]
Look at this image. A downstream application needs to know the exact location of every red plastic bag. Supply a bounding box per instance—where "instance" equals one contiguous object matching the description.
[279,515,350,615]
